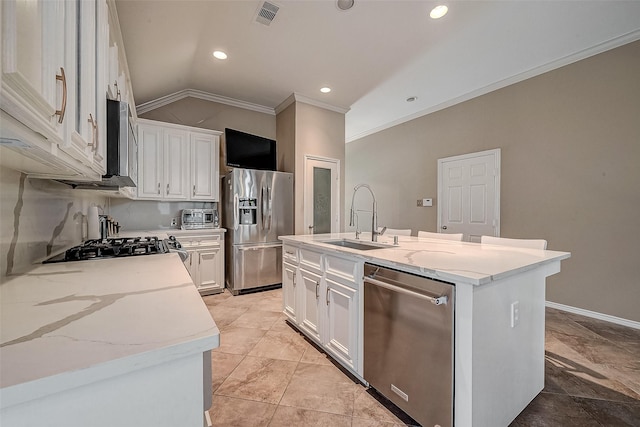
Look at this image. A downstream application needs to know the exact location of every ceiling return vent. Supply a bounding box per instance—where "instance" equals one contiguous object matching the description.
[254,1,280,26]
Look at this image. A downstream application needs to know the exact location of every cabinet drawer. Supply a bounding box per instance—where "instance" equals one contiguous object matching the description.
[197,237,220,246]
[283,245,298,263]
[325,255,361,286]
[299,248,322,274]
[177,233,221,247]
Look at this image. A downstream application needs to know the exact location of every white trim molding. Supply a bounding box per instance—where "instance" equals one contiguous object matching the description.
[546,301,640,330]
[136,89,276,116]
[346,29,640,143]
[275,93,350,115]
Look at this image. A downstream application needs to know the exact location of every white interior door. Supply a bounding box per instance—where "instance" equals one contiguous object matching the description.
[437,149,500,242]
[304,156,340,234]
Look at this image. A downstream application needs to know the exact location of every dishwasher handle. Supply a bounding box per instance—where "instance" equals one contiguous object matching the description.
[364,276,448,306]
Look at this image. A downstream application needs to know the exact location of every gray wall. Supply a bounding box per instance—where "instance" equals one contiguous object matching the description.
[276,100,346,235]
[346,41,640,322]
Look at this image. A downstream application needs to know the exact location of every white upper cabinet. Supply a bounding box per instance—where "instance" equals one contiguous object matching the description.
[0,0,112,180]
[163,128,190,200]
[190,132,220,201]
[60,0,108,173]
[137,123,164,198]
[137,122,189,200]
[1,0,66,137]
[137,119,221,202]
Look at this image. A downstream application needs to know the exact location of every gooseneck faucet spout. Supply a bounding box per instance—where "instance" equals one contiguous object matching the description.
[349,184,380,242]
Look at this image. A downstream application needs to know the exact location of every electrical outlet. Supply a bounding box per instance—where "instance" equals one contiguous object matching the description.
[510,301,520,328]
[170,218,177,227]
[417,199,423,207]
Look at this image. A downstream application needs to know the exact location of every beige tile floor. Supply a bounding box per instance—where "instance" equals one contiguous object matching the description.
[203,288,640,426]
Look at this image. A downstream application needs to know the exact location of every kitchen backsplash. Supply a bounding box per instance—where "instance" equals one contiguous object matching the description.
[0,167,108,278]
[108,199,217,231]
[0,166,218,278]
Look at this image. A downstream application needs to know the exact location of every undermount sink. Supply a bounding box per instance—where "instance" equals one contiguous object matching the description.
[321,239,393,251]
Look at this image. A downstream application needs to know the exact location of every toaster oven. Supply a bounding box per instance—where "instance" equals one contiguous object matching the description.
[181,209,218,229]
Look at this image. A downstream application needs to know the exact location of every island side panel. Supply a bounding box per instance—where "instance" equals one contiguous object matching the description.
[454,282,474,427]
[1,353,205,427]
[469,263,560,426]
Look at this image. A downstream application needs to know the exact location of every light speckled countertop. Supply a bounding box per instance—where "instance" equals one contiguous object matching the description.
[280,233,570,285]
[0,252,219,408]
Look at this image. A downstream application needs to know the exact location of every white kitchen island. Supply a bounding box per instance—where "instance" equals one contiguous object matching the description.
[279,233,570,427]
[0,253,219,427]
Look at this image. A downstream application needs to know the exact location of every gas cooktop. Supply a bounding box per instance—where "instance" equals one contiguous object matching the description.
[44,236,174,263]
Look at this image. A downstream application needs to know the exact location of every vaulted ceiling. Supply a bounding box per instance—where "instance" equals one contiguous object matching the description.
[115,1,640,141]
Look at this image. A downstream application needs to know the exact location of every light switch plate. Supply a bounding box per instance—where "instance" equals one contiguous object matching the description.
[510,301,520,328]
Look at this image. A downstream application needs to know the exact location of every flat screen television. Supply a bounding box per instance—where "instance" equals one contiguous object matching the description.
[225,128,276,171]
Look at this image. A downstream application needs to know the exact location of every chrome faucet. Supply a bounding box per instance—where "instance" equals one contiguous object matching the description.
[349,184,382,242]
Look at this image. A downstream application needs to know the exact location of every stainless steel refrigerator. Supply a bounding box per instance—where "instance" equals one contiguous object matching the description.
[222,168,293,295]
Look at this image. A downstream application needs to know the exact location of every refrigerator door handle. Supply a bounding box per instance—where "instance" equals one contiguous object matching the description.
[261,186,267,229]
[233,193,239,231]
[266,186,272,230]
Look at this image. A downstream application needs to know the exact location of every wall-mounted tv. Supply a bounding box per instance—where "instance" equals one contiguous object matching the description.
[225,128,276,171]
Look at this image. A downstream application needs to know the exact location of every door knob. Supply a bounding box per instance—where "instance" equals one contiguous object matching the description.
[442,226,448,230]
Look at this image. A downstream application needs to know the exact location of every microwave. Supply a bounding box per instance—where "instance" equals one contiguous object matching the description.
[181,209,218,229]
[104,99,137,187]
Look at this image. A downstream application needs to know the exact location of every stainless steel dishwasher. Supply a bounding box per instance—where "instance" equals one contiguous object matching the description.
[364,263,454,427]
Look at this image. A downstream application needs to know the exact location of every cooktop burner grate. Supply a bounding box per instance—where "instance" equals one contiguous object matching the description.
[44,236,170,263]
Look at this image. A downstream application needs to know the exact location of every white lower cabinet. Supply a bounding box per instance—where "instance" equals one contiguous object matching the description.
[282,244,362,375]
[324,277,358,369]
[179,231,225,295]
[282,261,298,323]
[298,267,323,343]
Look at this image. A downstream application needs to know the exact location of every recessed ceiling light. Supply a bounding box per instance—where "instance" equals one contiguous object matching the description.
[336,0,354,11]
[213,50,227,60]
[320,87,331,93]
[406,96,418,102]
[430,5,448,19]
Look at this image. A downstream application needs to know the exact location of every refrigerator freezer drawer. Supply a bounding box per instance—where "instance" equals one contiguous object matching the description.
[230,244,282,292]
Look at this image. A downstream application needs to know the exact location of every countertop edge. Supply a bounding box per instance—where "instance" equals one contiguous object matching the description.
[0,330,220,409]
[280,234,571,286]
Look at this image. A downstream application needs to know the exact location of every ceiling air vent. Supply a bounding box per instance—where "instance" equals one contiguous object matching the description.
[254,1,280,26]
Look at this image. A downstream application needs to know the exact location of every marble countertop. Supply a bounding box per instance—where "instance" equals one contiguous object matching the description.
[0,253,219,408]
[280,233,571,285]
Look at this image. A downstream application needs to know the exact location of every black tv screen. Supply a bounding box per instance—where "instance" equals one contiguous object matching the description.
[225,128,276,171]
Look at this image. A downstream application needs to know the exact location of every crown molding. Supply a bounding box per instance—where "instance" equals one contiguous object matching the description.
[136,89,276,116]
[346,29,640,143]
[275,92,350,115]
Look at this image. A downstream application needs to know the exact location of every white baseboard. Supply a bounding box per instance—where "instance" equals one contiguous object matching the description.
[546,301,640,330]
